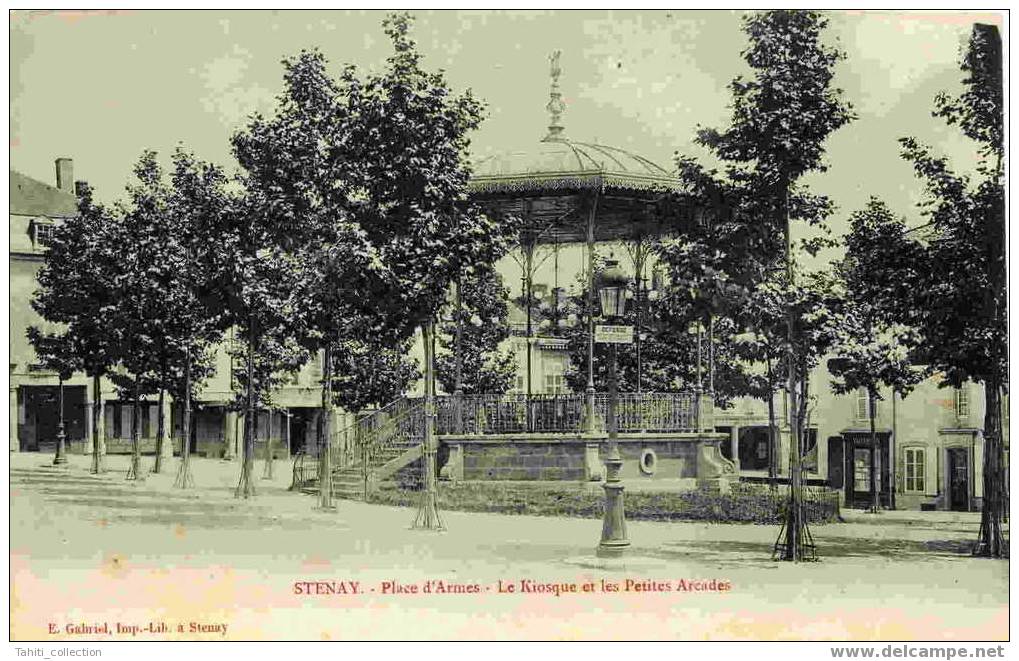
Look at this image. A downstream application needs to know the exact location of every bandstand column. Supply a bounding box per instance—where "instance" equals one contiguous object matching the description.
[584,190,599,433]
[730,425,741,472]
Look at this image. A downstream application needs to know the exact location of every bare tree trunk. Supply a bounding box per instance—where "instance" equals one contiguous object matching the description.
[175,345,195,488]
[974,148,1007,557]
[236,320,256,498]
[126,384,142,481]
[454,276,464,434]
[766,358,777,492]
[153,386,166,474]
[318,344,335,509]
[90,374,105,474]
[974,145,1007,556]
[799,366,810,483]
[974,375,1005,557]
[776,173,811,561]
[413,321,444,530]
[263,409,275,480]
[253,407,260,461]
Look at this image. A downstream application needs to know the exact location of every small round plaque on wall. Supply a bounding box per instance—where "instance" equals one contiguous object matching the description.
[639,448,657,476]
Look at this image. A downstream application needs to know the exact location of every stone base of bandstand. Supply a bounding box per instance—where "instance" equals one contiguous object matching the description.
[437,432,737,489]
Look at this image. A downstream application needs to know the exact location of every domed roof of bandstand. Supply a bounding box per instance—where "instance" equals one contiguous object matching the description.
[468,51,689,242]
[470,136,679,195]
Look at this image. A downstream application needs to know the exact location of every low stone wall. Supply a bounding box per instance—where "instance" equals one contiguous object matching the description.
[459,438,587,481]
[439,432,735,489]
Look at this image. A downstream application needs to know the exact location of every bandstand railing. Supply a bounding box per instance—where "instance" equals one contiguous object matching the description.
[592,392,700,433]
[435,392,703,435]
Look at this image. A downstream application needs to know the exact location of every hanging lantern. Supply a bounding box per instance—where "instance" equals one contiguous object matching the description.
[598,260,630,319]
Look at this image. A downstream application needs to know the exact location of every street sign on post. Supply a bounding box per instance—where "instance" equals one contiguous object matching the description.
[595,324,634,344]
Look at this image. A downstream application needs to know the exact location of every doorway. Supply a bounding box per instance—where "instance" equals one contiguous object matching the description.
[843,433,891,509]
[827,436,844,489]
[288,409,312,454]
[946,448,970,512]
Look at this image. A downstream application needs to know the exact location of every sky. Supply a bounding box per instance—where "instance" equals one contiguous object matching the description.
[9,9,1004,293]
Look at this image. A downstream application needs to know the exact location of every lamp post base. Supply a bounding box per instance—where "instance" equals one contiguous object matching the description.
[53,431,68,466]
[598,459,629,557]
[596,539,630,558]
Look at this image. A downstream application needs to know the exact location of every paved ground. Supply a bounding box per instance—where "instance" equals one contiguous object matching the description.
[9,452,1008,641]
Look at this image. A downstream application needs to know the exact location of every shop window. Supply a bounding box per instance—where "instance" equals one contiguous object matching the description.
[853,448,871,491]
[904,447,926,493]
[738,426,771,471]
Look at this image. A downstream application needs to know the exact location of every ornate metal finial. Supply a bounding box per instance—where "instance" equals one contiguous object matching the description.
[543,50,566,142]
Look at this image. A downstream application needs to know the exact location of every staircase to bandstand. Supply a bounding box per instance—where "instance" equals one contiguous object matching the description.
[292,397,425,501]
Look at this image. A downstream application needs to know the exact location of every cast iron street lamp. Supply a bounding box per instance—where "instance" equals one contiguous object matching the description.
[53,376,68,466]
[597,260,630,558]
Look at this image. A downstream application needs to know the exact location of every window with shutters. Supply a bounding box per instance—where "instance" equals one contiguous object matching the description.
[856,388,870,420]
[904,447,926,493]
[955,387,970,420]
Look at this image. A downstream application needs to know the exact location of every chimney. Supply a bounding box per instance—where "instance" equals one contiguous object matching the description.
[55,158,74,194]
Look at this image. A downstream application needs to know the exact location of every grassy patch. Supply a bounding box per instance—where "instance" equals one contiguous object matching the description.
[367,481,840,525]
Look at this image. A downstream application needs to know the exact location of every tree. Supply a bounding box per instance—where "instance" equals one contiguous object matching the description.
[95,150,230,485]
[211,196,313,499]
[334,12,513,525]
[225,45,363,499]
[729,275,789,488]
[29,183,123,474]
[897,23,1006,557]
[673,9,854,560]
[161,148,233,487]
[436,263,516,396]
[232,13,512,516]
[828,199,926,512]
[332,337,420,414]
[226,327,310,482]
[107,152,174,482]
[231,48,353,504]
[334,13,512,338]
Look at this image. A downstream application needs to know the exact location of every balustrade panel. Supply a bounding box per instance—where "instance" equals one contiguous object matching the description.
[437,392,701,435]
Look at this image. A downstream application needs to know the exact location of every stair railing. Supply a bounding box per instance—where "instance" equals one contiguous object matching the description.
[359,398,425,497]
